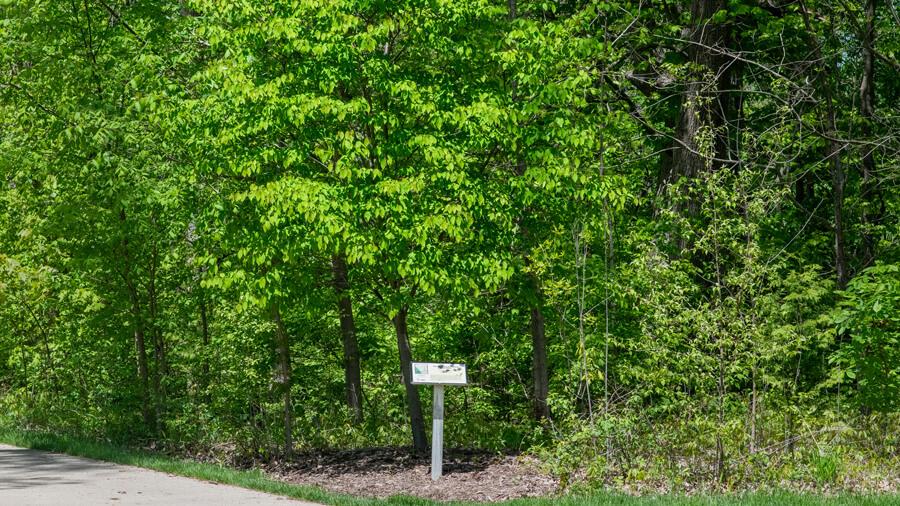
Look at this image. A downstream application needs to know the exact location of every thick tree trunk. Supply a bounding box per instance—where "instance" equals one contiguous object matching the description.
[331,255,364,423]
[392,306,427,452]
[531,303,550,420]
[270,303,293,457]
[663,0,732,216]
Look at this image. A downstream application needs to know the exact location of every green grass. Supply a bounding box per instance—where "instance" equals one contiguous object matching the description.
[0,428,897,506]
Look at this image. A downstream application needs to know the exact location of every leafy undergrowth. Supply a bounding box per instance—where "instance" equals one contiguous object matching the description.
[2,428,900,505]
[530,415,900,497]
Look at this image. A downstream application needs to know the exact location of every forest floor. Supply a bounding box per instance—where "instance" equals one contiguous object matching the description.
[266,447,557,502]
[2,429,900,505]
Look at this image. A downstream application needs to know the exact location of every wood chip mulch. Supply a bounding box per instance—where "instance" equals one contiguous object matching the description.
[265,447,559,502]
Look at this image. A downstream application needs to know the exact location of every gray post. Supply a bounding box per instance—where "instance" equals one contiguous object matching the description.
[431,384,445,480]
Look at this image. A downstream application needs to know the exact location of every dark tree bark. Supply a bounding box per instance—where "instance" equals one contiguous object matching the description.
[147,242,166,433]
[506,0,550,421]
[331,255,364,423]
[19,340,30,406]
[392,306,427,452]
[198,288,211,395]
[119,208,154,431]
[859,0,880,267]
[270,303,293,457]
[506,0,551,422]
[799,4,849,288]
[825,77,849,289]
[125,283,153,430]
[20,299,59,395]
[531,304,551,420]
[199,296,210,349]
[662,0,733,215]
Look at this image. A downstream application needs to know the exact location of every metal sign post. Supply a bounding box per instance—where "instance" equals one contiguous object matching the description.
[431,384,444,480]
[411,362,467,481]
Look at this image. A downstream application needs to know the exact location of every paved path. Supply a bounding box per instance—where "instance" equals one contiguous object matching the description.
[0,444,318,505]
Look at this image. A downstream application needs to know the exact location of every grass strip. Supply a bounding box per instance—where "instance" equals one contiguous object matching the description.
[0,428,897,506]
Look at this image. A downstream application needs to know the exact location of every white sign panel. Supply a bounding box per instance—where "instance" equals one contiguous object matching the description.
[411,362,467,385]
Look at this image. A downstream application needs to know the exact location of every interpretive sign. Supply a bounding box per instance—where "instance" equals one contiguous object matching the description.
[409,362,467,480]
[410,362,467,385]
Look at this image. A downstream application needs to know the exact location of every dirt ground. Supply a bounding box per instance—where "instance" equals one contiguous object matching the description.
[266,447,559,502]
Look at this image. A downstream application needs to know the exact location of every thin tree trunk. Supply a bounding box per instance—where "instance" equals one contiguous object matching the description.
[199,295,210,348]
[800,2,849,288]
[507,0,551,423]
[21,299,58,394]
[147,243,165,433]
[119,208,153,431]
[331,255,364,423]
[574,223,593,427]
[750,362,758,454]
[270,303,293,457]
[392,305,427,452]
[716,338,726,481]
[20,337,30,406]
[199,288,211,397]
[859,0,879,266]
[829,106,849,289]
[130,294,153,430]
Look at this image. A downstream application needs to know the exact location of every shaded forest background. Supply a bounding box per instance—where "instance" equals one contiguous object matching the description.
[1,0,899,491]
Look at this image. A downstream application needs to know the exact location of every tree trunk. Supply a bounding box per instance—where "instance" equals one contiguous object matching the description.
[859,0,880,266]
[331,255,364,423]
[531,303,550,421]
[147,244,165,433]
[270,303,293,457]
[119,208,153,431]
[130,294,153,430]
[800,3,849,289]
[392,306,427,452]
[199,295,210,349]
[830,125,848,289]
[716,338,726,482]
[21,300,58,394]
[199,288,211,398]
[508,0,550,423]
[663,0,732,216]
[750,363,758,454]
[19,343,30,406]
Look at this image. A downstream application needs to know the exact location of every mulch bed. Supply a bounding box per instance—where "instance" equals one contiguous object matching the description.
[264,447,559,502]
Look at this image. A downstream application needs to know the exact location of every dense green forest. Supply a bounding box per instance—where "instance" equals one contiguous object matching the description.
[1,0,898,492]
